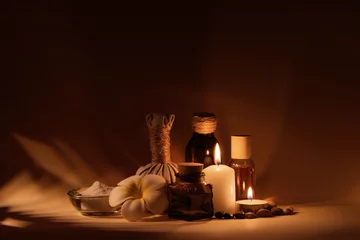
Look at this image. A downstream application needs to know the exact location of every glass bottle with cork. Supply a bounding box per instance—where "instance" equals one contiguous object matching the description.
[228,135,255,200]
[167,163,214,221]
[185,112,218,168]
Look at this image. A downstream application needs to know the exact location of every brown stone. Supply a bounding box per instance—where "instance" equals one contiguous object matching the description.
[245,212,257,219]
[271,207,284,216]
[284,207,294,215]
[256,209,273,218]
[233,211,245,219]
[266,200,277,210]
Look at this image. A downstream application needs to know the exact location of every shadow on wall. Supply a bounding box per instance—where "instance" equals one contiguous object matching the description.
[10,133,112,188]
[199,5,360,204]
[4,1,212,190]
[1,105,200,190]
[257,77,360,204]
[202,76,360,205]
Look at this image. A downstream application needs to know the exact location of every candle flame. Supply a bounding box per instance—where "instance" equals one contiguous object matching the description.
[206,150,209,155]
[247,187,253,200]
[214,143,221,165]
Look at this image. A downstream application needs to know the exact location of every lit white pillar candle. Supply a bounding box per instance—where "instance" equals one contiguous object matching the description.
[203,143,236,213]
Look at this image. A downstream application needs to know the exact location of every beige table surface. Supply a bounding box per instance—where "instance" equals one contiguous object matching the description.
[1,174,360,240]
[2,200,360,239]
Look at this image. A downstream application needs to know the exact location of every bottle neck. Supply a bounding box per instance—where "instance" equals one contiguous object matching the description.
[192,115,217,134]
[229,158,255,167]
[192,132,215,138]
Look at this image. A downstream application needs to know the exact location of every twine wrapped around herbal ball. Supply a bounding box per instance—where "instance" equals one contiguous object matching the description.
[136,113,178,184]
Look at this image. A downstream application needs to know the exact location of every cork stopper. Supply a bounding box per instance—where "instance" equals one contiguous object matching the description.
[177,163,204,176]
[192,112,217,134]
[231,135,252,159]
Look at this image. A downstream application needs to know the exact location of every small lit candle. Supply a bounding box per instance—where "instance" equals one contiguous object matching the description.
[236,187,268,212]
[203,143,236,213]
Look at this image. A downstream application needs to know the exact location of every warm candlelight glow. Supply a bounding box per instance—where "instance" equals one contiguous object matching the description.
[247,187,253,200]
[214,143,221,165]
[206,150,209,155]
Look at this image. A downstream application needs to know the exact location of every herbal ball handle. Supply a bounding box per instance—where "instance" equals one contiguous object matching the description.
[146,113,175,129]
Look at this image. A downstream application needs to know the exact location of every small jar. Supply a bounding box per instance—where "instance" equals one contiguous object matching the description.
[185,112,218,168]
[228,135,255,200]
[167,163,214,221]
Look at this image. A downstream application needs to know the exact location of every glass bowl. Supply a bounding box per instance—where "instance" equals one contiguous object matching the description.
[67,188,121,216]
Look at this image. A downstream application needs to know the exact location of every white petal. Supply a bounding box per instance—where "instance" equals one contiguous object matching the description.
[117,175,142,188]
[121,198,151,222]
[140,174,168,214]
[109,175,142,207]
[109,186,135,207]
[141,174,166,193]
[143,188,168,214]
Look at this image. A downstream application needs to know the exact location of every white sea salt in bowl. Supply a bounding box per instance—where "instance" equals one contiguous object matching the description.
[67,181,120,216]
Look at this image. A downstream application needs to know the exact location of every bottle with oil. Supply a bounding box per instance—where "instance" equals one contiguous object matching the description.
[185,112,218,168]
[228,135,255,200]
[167,163,214,221]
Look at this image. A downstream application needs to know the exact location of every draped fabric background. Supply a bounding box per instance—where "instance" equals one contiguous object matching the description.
[2,2,360,209]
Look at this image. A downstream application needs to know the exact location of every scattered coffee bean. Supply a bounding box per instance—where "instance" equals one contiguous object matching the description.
[266,200,277,210]
[215,211,224,219]
[245,212,257,219]
[223,213,233,219]
[213,205,294,220]
[233,211,245,219]
[256,209,272,218]
[284,207,294,215]
[271,207,284,216]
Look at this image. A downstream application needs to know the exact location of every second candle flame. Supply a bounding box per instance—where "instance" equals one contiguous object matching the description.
[214,143,221,165]
[247,187,253,200]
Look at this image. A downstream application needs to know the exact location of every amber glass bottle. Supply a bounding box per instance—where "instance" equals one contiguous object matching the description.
[167,163,214,221]
[228,135,255,200]
[185,112,218,168]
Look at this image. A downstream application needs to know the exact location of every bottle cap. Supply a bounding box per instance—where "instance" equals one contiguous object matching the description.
[231,135,252,159]
[191,112,217,134]
[178,163,204,175]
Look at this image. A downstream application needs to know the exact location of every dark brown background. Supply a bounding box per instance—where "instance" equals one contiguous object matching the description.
[3,2,360,205]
